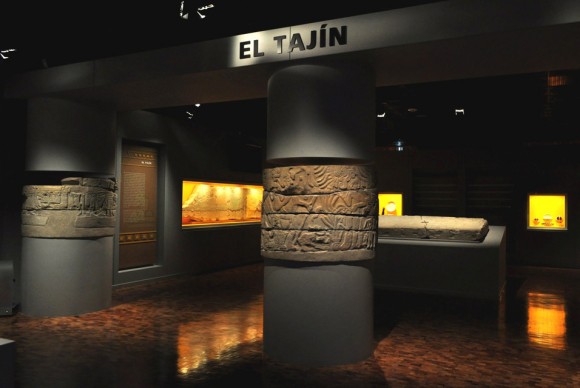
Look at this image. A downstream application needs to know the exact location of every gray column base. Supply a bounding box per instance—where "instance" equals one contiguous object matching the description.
[263,259,375,366]
[21,236,113,317]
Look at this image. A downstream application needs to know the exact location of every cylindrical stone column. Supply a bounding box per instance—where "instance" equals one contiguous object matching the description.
[21,98,116,317]
[262,61,377,366]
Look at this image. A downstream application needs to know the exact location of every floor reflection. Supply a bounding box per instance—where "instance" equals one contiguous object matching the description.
[527,291,567,350]
[3,263,580,387]
[177,297,263,376]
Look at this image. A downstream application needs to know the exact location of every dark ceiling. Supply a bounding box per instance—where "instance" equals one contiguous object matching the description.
[150,69,580,152]
[0,1,443,77]
[2,0,579,157]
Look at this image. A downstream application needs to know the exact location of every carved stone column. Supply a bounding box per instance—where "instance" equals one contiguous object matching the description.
[261,165,377,262]
[21,98,116,317]
[21,177,117,239]
[20,177,117,317]
[262,61,376,366]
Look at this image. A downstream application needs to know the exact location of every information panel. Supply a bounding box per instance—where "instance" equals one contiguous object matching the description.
[119,143,158,269]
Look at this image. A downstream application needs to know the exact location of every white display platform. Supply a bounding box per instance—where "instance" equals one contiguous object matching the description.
[373,225,506,301]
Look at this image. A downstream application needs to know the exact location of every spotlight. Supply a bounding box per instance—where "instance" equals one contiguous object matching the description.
[0,49,16,60]
[393,139,405,151]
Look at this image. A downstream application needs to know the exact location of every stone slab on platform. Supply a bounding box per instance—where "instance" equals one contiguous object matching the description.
[378,215,489,242]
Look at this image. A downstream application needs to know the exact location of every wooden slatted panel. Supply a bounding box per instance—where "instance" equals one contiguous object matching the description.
[466,170,514,226]
[412,170,460,216]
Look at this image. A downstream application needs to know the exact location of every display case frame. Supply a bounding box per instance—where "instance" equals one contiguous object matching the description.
[527,193,567,231]
[181,180,263,229]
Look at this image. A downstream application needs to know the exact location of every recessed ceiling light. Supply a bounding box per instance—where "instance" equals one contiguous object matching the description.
[1,48,16,60]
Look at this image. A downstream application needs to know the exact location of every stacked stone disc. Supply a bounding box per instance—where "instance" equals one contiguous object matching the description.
[261,164,377,262]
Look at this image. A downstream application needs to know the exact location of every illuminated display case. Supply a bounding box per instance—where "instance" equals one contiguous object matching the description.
[378,193,403,216]
[182,181,263,228]
[527,194,567,231]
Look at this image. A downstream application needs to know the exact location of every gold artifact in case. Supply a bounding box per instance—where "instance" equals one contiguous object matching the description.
[527,194,567,231]
[378,193,403,216]
[182,181,263,227]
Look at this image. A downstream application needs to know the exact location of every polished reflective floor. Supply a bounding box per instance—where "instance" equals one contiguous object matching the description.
[2,263,580,387]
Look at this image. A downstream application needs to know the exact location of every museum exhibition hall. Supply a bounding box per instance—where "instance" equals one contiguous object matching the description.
[1,1,580,387]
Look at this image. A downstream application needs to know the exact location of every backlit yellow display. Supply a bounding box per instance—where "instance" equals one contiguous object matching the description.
[378,193,403,216]
[528,194,566,230]
[182,181,263,227]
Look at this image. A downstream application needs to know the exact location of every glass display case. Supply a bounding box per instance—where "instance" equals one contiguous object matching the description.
[182,181,263,228]
[378,193,403,216]
[527,194,567,231]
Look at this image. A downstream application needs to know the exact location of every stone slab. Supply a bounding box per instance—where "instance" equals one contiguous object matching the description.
[378,215,489,242]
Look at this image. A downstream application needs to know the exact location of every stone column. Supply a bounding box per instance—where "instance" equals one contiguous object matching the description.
[262,61,376,366]
[21,98,116,317]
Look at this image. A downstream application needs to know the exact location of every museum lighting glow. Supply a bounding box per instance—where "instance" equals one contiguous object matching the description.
[182,180,263,227]
[378,193,403,216]
[527,292,567,350]
[177,299,262,375]
[527,194,567,230]
[547,73,567,87]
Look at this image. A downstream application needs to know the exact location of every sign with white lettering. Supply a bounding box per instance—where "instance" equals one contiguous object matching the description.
[232,17,360,67]
[230,12,402,68]
[238,24,348,61]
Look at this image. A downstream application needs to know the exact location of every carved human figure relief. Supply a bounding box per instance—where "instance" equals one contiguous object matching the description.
[261,164,377,262]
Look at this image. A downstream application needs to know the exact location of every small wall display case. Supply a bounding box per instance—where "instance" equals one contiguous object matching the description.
[182,180,263,228]
[378,193,403,216]
[527,194,567,231]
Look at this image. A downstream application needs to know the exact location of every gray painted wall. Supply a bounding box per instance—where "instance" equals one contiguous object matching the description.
[114,110,262,287]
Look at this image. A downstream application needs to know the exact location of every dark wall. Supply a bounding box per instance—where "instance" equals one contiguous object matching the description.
[375,143,580,269]
[374,70,580,269]
[0,99,26,304]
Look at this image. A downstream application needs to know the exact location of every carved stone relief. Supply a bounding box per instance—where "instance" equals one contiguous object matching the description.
[261,165,377,262]
[21,177,117,238]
